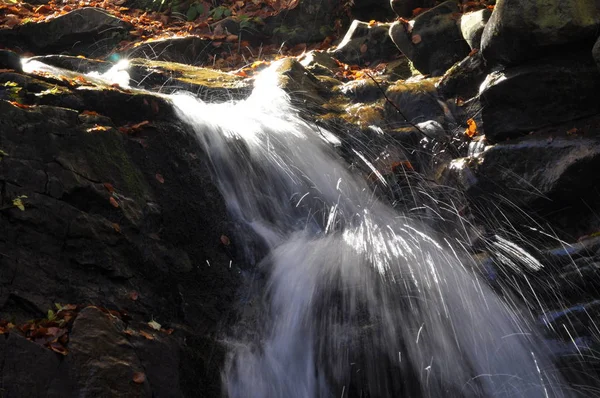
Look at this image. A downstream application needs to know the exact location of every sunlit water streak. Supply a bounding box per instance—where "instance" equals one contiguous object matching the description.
[170,61,572,398]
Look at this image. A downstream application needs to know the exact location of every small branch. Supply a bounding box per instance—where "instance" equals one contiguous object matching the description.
[364,72,435,141]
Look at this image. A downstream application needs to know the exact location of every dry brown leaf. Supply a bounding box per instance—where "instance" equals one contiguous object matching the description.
[132,372,146,384]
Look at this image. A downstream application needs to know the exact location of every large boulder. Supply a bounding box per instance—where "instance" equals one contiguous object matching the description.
[479,53,600,142]
[481,0,600,66]
[389,1,471,76]
[332,20,398,66]
[13,8,131,57]
[460,8,492,50]
[0,61,240,396]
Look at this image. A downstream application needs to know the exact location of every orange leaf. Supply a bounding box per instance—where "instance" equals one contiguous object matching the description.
[82,110,100,116]
[8,101,32,109]
[139,330,154,340]
[465,118,478,138]
[368,20,377,27]
[48,342,68,355]
[109,197,119,208]
[103,182,115,193]
[132,372,146,384]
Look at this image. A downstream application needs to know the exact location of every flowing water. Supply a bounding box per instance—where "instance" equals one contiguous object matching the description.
[21,57,573,397]
[170,62,571,398]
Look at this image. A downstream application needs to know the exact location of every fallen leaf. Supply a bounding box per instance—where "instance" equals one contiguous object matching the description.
[129,291,139,301]
[48,342,68,355]
[103,183,115,193]
[112,223,121,233]
[360,43,368,54]
[220,235,231,245]
[465,118,478,138]
[411,34,422,44]
[139,330,154,340]
[132,372,146,384]
[109,197,119,208]
[155,173,164,183]
[566,127,578,135]
[148,320,161,330]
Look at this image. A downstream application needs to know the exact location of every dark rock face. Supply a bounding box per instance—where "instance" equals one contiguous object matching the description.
[332,20,398,66]
[0,63,240,396]
[389,1,471,76]
[0,50,22,72]
[479,54,600,142]
[437,51,486,100]
[12,8,131,57]
[125,36,222,66]
[390,0,436,18]
[66,307,151,397]
[481,0,600,66]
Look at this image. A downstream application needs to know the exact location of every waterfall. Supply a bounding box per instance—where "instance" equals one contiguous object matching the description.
[170,61,570,398]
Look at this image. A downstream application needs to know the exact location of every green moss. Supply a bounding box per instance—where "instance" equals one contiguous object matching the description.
[130,58,245,89]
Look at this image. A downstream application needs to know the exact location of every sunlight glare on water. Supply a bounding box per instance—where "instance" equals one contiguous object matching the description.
[171,60,570,398]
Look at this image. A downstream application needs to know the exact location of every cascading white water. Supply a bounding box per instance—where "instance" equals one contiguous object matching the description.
[170,61,570,398]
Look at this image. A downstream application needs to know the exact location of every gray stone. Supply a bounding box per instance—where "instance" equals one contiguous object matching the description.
[389,1,470,76]
[481,0,600,66]
[2,333,72,397]
[460,9,491,49]
[332,20,398,66]
[479,55,600,142]
[17,8,131,57]
[67,307,151,397]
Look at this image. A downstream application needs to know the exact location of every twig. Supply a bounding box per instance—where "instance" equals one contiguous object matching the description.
[364,72,435,141]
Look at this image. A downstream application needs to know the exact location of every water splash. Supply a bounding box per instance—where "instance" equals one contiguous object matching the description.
[172,61,570,397]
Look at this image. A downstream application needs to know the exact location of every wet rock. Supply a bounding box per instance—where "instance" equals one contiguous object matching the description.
[29,54,108,74]
[481,0,600,66]
[275,58,327,110]
[460,8,491,50]
[263,0,341,44]
[389,1,471,76]
[127,58,251,100]
[332,20,398,66]
[298,50,340,76]
[67,307,150,397]
[390,0,436,18]
[0,49,22,73]
[479,54,600,142]
[338,78,386,103]
[542,237,600,268]
[384,78,445,125]
[384,56,415,80]
[16,8,131,57]
[125,36,223,66]
[437,51,486,100]
[468,133,600,238]
[1,333,72,397]
[0,63,239,395]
